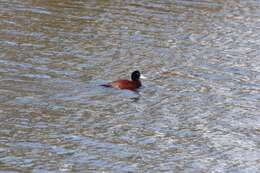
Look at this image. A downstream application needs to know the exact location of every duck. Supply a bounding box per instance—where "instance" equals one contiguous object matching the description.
[101,70,146,90]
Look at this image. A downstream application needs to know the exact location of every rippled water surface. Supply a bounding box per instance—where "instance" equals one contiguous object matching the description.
[1,0,260,172]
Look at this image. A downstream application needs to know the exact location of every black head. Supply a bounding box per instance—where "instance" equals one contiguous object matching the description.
[131,70,141,81]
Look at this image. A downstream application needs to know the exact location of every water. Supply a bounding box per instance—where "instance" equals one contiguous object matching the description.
[0,0,260,172]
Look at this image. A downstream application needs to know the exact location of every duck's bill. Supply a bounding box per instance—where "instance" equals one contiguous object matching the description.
[140,75,147,79]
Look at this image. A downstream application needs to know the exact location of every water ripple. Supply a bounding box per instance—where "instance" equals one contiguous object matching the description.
[0,0,260,172]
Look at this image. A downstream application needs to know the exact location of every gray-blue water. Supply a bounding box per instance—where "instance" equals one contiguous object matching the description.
[0,0,260,172]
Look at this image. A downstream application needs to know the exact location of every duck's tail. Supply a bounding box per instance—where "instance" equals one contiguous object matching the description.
[100,84,111,87]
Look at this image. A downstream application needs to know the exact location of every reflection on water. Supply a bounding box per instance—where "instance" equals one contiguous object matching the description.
[0,0,260,172]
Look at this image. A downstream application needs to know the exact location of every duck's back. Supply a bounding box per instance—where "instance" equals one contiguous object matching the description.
[110,80,141,90]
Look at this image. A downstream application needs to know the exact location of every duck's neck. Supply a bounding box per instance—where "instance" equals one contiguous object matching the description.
[133,80,141,87]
